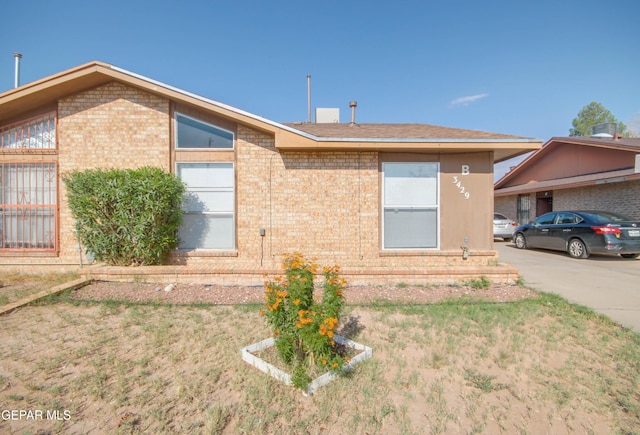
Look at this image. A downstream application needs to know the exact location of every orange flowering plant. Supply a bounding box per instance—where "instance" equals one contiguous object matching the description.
[261,253,349,389]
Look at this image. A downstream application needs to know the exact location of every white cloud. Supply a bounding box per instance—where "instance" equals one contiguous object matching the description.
[449,93,489,108]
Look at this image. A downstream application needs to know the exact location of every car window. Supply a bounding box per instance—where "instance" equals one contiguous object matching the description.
[583,211,634,223]
[494,213,507,220]
[535,212,556,225]
[555,213,578,224]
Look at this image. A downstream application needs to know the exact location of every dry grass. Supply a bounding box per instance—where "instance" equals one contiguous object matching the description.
[0,285,639,434]
[0,271,79,306]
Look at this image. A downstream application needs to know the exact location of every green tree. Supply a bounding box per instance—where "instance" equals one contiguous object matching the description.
[569,102,629,137]
[63,167,185,266]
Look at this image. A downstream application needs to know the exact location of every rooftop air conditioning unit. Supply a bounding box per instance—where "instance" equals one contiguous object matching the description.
[591,122,617,138]
[315,108,340,123]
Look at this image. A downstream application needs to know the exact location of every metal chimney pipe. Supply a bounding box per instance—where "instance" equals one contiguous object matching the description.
[349,101,357,125]
[307,75,311,123]
[14,53,22,88]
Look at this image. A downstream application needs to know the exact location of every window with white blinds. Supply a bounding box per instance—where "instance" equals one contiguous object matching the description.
[176,163,234,250]
[382,162,439,249]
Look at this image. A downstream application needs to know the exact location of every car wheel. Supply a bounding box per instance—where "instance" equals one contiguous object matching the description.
[620,253,640,259]
[514,233,527,249]
[568,238,589,259]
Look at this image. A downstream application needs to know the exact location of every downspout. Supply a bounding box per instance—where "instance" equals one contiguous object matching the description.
[77,223,83,268]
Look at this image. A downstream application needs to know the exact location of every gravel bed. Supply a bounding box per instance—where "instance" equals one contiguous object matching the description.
[70,281,537,305]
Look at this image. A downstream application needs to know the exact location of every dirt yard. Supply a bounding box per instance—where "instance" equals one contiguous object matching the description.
[1,278,638,434]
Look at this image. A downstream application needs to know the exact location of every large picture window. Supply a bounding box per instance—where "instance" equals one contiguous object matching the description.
[175,113,233,149]
[177,163,234,250]
[1,163,57,250]
[382,162,439,249]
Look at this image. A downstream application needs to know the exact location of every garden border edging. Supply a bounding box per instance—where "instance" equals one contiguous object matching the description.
[241,334,372,396]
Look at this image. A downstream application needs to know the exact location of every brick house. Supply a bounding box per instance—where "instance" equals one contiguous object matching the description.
[495,136,640,225]
[0,61,540,284]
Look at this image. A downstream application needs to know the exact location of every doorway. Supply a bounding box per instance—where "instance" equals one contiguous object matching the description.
[536,191,553,215]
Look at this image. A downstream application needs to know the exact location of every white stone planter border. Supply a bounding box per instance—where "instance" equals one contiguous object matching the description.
[241,334,372,396]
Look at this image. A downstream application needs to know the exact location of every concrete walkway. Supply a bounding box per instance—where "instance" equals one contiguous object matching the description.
[495,242,640,333]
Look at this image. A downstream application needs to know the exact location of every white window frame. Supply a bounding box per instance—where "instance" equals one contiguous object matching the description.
[176,162,235,250]
[382,162,440,250]
[174,112,234,150]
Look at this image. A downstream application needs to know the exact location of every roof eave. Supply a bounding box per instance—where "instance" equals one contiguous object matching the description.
[275,136,541,156]
[0,61,113,121]
[0,61,291,136]
[0,61,543,158]
[495,169,640,197]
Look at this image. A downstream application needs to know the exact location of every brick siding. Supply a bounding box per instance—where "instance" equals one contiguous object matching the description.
[496,180,640,225]
[554,181,640,219]
[235,126,379,269]
[493,196,518,222]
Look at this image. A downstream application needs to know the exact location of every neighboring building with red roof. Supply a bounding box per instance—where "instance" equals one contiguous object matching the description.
[495,136,640,225]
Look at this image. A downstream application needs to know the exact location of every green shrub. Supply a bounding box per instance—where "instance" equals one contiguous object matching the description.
[465,276,491,290]
[63,167,185,266]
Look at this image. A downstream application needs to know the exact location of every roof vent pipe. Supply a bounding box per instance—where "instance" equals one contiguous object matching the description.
[307,74,311,123]
[13,53,22,88]
[349,101,357,125]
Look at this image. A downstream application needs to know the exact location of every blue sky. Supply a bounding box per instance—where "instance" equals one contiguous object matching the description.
[1,0,638,178]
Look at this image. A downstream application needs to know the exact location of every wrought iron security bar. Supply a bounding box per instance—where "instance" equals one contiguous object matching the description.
[0,162,57,251]
[0,112,56,150]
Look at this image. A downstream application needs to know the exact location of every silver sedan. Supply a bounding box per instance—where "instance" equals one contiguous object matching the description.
[493,213,517,241]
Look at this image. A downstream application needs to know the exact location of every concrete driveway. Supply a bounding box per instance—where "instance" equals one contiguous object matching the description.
[494,241,640,333]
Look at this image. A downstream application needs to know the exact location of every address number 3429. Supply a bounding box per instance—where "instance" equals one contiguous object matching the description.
[452,176,470,200]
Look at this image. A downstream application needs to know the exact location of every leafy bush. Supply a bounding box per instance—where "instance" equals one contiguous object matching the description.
[261,253,349,390]
[63,167,185,266]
